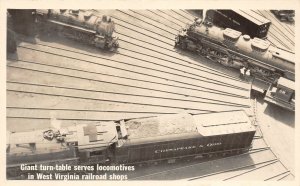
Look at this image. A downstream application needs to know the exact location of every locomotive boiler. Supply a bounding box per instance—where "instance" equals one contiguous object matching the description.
[36,9,119,51]
[7,110,256,179]
[175,18,295,84]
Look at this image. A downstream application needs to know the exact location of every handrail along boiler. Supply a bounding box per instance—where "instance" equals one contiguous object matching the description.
[36,9,119,51]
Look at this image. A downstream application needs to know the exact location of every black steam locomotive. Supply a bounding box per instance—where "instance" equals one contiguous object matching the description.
[36,9,119,51]
[175,18,295,111]
[7,110,256,178]
[175,18,295,83]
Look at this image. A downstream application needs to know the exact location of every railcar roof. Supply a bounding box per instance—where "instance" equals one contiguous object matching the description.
[76,122,118,149]
[8,131,40,145]
[234,10,271,25]
[7,121,118,154]
[193,110,255,136]
[7,129,68,154]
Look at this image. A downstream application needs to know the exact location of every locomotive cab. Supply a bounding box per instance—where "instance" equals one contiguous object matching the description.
[75,122,120,164]
[264,77,295,111]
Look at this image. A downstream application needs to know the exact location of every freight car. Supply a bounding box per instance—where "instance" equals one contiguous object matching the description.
[205,10,271,39]
[7,110,256,179]
[271,10,295,22]
[175,18,295,84]
[36,9,119,51]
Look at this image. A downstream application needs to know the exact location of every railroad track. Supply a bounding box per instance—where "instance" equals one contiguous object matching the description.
[8,38,249,123]
[7,57,247,100]
[16,43,247,91]
[92,9,247,80]
[7,10,293,180]
[7,44,251,131]
[128,146,272,180]
[252,98,294,180]
[255,10,294,51]
[126,98,293,180]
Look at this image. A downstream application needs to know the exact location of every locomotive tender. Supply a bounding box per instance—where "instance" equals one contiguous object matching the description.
[36,9,119,51]
[7,110,256,178]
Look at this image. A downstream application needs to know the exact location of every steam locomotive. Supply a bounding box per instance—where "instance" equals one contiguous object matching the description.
[36,9,119,51]
[175,18,295,84]
[7,110,256,178]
